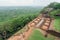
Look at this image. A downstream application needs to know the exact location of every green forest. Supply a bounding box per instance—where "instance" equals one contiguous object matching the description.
[0,6,43,40]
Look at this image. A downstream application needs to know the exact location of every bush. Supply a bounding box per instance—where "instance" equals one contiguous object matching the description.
[50,9,60,17]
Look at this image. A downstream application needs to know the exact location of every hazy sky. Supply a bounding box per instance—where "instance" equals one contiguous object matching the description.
[0,0,60,6]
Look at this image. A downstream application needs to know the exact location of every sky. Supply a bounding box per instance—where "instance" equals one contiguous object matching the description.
[0,0,60,6]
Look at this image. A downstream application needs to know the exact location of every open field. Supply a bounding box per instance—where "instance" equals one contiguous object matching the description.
[50,9,60,32]
[54,16,60,32]
[28,29,55,40]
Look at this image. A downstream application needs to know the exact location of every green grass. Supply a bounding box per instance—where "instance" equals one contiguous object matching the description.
[50,9,60,32]
[54,16,60,32]
[28,29,55,40]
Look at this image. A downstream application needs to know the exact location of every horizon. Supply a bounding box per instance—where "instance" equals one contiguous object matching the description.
[0,0,60,6]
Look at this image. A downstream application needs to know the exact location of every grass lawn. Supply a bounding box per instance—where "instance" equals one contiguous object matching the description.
[50,9,60,32]
[28,29,55,40]
[54,16,60,32]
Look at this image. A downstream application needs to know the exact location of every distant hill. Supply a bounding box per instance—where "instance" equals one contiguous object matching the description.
[0,6,43,22]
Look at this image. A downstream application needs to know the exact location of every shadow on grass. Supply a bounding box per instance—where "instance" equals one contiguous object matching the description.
[46,30,60,37]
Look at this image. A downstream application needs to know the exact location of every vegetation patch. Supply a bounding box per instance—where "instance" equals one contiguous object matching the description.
[53,16,60,32]
[28,29,55,40]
